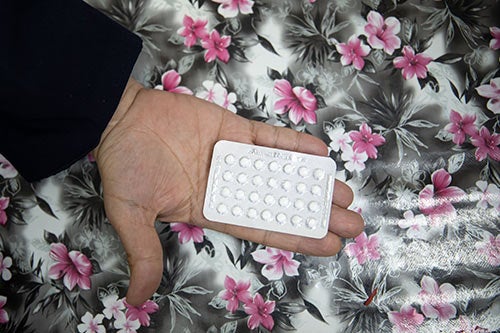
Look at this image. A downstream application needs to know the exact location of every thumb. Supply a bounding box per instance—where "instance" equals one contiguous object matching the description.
[105,197,163,306]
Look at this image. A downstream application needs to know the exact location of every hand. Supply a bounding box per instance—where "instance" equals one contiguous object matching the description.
[93,78,364,305]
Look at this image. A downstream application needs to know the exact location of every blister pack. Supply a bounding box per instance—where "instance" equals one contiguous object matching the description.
[203,140,336,239]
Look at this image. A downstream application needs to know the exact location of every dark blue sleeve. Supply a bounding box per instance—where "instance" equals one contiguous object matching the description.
[0,0,142,181]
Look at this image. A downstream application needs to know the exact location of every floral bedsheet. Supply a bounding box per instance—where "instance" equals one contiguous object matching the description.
[1,0,500,332]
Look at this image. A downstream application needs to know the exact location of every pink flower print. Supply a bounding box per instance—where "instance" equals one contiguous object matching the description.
[221,276,252,313]
[475,180,500,211]
[398,211,428,240]
[177,15,208,47]
[490,27,500,50]
[102,294,126,320]
[251,247,300,280]
[243,293,275,331]
[48,243,92,291]
[388,304,425,333]
[344,232,381,265]
[418,169,465,221]
[212,0,254,18]
[364,11,401,55]
[336,35,371,70]
[393,46,432,80]
[0,296,8,324]
[0,154,18,179]
[0,197,9,226]
[341,145,368,172]
[476,78,500,114]
[201,30,231,63]
[444,110,477,145]
[327,127,352,152]
[476,233,500,266]
[170,223,204,244]
[470,127,500,162]
[0,253,12,281]
[196,80,237,113]
[154,70,193,95]
[349,122,385,159]
[273,79,318,125]
[114,312,140,333]
[125,299,159,327]
[456,315,490,333]
[77,312,105,333]
[418,275,457,321]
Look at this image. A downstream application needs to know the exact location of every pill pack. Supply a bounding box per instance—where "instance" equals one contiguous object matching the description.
[203,140,336,239]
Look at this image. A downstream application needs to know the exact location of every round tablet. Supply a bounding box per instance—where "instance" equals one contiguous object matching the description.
[222,171,233,181]
[252,175,263,186]
[283,164,294,174]
[268,161,279,172]
[249,191,259,202]
[247,208,258,218]
[220,187,231,198]
[239,157,251,168]
[232,206,243,216]
[237,173,248,184]
[294,199,305,210]
[298,166,309,177]
[224,154,235,165]
[308,201,320,212]
[281,180,292,191]
[217,204,228,214]
[278,196,290,207]
[311,185,322,196]
[267,178,278,188]
[313,168,325,180]
[296,183,307,194]
[235,189,245,200]
[264,194,275,205]
[291,215,302,226]
[254,159,264,170]
[261,210,272,221]
[276,213,287,224]
[306,218,318,229]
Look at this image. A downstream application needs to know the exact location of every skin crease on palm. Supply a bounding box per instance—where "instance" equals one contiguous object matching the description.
[92,78,365,306]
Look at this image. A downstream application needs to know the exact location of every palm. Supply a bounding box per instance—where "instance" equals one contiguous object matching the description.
[94,80,363,305]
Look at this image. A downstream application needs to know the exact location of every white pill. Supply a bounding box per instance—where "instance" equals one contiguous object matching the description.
[281,180,292,191]
[217,204,228,214]
[224,154,235,165]
[264,194,275,205]
[249,191,259,202]
[306,218,318,229]
[276,213,287,224]
[237,173,248,184]
[278,196,290,207]
[222,171,233,181]
[232,206,243,216]
[311,185,322,196]
[220,187,231,197]
[235,189,245,200]
[296,183,307,194]
[247,208,258,218]
[294,199,305,210]
[252,175,263,186]
[313,168,325,180]
[239,157,251,168]
[291,215,302,226]
[283,164,294,174]
[261,210,272,221]
[268,161,279,172]
[254,159,264,170]
[298,166,309,177]
[267,178,278,188]
[308,201,320,212]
